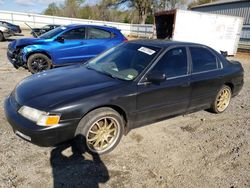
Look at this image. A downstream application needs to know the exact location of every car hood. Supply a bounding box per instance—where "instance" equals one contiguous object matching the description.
[32,28,41,30]
[10,38,47,48]
[14,65,124,109]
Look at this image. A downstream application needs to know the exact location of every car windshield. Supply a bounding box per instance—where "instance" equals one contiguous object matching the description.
[42,25,51,29]
[86,43,161,81]
[39,26,67,39]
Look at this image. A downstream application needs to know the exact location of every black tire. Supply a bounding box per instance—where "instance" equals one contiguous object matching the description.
[0,32,4,42]
[75,107,124,155]
[27,53,52,74]
[210,85,232,114]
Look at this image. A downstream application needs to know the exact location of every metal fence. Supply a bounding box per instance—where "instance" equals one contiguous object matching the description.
[0,10,154,37]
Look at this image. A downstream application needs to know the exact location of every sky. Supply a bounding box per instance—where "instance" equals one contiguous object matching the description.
[0,0,98,14]
[0,0,195,14]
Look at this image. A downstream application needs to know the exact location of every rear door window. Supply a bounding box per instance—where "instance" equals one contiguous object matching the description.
[87,28,111,39]
[190,47,218,73]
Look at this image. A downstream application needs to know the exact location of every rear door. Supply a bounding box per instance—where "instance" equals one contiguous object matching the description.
[188,46,224,111]
[85,27,120,57]
[135,46,191,126]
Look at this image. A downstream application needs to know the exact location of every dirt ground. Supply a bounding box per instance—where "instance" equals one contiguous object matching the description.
[0,31,249,188]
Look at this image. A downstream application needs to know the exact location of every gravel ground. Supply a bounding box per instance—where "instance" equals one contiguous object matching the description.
[0,31,249,188]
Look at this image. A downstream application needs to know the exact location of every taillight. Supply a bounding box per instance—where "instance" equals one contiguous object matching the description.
[123,38,128,42]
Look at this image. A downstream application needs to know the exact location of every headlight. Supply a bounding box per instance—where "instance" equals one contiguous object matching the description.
[18,106,60,126]
[23,47,33,53]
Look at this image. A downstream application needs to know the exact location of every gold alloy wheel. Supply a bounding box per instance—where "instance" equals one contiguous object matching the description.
[86,117,120,153]
[216,87,231,112]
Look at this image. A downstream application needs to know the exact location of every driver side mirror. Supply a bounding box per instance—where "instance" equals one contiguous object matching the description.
[55,36,64,43]
[146,72,166,83]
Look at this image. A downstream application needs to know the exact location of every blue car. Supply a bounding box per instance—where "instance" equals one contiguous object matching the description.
[7,24,127,73]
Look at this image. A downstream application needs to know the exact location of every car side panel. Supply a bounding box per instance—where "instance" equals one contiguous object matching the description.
[135,76,191,127]
[83,38,122,59]
[51,39,93,65]
[188,70,223,111]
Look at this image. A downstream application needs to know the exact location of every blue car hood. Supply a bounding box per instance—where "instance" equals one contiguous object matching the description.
[14,65,124,109]
[11,38,47,48]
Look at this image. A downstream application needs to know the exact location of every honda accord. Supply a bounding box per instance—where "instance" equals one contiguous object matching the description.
[4,40,244,154]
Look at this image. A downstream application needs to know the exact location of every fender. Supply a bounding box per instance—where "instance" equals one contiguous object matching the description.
[22,46,53,63]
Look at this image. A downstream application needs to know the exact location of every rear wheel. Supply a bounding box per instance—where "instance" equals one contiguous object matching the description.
[210,85,232,113]
[27,53,52,74]
[0,32,4,42]
[75,107,124,155]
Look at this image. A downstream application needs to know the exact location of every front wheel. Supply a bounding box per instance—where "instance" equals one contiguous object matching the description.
[210,85,232,113]
[27,53,52,74]
[75,107,124,155]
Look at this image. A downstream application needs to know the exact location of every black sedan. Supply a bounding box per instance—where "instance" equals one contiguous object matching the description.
[4,40,244,154]
[31,24,61,37]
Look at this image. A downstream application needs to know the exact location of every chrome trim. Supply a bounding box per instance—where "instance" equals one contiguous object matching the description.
[166,74,189,80]
[15,130,31,141]
[191,67,223,75]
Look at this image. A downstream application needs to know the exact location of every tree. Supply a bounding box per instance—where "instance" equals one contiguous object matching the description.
[63,0,85,18]
[110,0,186,24]
[43,0,185,24]
[188,0,217,9]
[156,0,186,11]
[44,3,60,16]
[109,0,153,24]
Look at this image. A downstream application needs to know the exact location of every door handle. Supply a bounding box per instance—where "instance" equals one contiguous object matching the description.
[80,42,86,45]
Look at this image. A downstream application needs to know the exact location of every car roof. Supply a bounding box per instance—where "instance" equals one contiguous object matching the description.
[66,24,120,31]
[128,39,209,49]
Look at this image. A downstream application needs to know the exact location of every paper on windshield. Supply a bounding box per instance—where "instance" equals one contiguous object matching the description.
[138,47,155,55]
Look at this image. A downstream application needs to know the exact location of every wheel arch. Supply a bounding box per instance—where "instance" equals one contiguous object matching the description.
[224,82,234,93]
[81,104,129,134]
[26,50,52,62]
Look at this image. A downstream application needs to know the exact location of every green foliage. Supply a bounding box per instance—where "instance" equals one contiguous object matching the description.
[43,0,186,24]
[188,0,217,9]
[43,3,60,16]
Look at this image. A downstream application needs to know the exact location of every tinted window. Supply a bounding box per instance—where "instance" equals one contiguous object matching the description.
[190,47,217,73]
[61,28,85,40]
[87,28,111,39]
[152,47,188,78]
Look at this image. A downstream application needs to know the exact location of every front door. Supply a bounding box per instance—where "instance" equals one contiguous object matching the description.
[53,27,90,65]
[135,47,191,127]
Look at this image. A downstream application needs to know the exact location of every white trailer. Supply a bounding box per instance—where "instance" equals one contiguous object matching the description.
[154,9,244,56]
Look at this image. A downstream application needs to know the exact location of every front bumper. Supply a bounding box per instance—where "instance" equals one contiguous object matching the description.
[3,31,13,38]
[7,47,26,69]
[4,96,79,147]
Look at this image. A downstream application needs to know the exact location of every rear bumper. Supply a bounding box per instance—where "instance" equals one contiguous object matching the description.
[4,96,79,147]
